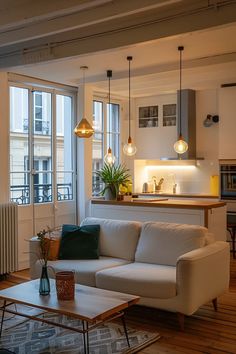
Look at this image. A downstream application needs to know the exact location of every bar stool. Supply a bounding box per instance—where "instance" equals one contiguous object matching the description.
[227,213,236,259]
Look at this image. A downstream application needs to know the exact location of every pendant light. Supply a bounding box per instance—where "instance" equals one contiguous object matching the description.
[123,56,137,156]
[104,70,116,165]
[74,66,94,138]
[174,46,188,155]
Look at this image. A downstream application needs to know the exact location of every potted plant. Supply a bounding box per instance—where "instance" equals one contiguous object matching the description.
[95,163,131,200]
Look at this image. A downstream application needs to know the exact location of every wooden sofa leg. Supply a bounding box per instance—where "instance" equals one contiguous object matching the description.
[212,298,218,311]
[177,312,185,331]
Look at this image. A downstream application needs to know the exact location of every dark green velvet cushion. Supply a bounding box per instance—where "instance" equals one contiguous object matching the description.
[58,224,100,260]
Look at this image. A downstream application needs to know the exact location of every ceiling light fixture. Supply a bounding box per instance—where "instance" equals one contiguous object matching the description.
[123,56,137,157]
[174,46,188,155]
[74,65,94,138]
[104,70,116,165]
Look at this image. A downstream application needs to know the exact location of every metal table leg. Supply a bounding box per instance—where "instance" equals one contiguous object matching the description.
[0,300,6,337]
[121,313,130,348]
[82,320,90,354]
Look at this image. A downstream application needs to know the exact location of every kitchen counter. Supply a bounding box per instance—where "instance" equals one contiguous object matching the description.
[90,199,227,241]
[91,199,225,210]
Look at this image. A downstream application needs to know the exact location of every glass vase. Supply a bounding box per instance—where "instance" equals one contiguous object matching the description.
[39,264,50,295]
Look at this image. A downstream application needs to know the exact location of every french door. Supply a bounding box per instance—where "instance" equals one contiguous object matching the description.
[9,83,76,269]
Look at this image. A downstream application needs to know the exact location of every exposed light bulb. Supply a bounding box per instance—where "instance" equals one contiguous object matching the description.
[123,137,137,156]
[104,147,116,165]
[174,135,188,154]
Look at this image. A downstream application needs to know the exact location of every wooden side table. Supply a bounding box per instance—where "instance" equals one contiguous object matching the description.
[227,213,236,259]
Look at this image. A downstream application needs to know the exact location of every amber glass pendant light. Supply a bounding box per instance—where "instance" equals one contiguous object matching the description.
[174,46,188,155]
[74,66,94,138]
[123,56,137,156]
[104,70,116,165]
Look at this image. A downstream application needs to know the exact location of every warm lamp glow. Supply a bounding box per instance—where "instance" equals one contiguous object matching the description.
[123,137,137,156]
[74,118,94,138]
[104,147,116,165]
[74,66,94,139]
[174,134,188,154]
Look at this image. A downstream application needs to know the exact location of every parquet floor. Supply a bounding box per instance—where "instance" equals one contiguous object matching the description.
[0,256,236,354]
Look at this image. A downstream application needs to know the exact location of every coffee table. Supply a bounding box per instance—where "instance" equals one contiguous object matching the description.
[0,279,139,354]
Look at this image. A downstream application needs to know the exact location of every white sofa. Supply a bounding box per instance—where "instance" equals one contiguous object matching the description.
[29,217,230,328]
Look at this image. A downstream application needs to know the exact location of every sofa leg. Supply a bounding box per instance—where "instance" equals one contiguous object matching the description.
[177,312,185,331]
[212,298,218,311]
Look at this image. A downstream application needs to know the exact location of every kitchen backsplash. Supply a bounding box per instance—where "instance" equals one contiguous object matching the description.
[134,159,219,195]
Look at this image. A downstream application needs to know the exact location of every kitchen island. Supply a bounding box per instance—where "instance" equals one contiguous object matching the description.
[90,199,227,241]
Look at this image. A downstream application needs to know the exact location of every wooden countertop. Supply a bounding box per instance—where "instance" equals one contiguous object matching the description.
[91,199,226,210]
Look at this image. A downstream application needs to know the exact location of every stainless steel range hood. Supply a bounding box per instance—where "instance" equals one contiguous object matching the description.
[161,89,204,161]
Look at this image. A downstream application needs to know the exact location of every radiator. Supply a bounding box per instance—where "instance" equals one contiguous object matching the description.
[0,203,18,275]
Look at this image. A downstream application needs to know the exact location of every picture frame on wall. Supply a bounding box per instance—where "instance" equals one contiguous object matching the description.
[139,105,158,128]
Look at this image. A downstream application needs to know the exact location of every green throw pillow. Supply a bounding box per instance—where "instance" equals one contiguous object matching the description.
[59,224,100,260]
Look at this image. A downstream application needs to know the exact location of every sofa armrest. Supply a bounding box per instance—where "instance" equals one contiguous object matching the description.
[29,236,41,279]
[176,241,230,314]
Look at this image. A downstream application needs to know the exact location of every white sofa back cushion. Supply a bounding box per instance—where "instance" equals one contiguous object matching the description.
[135,222,207,266]
[81,217,142,261]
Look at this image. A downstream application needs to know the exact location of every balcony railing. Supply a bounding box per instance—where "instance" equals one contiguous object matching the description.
[10,183,73,204]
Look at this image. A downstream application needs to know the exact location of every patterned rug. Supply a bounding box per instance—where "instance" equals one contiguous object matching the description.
[0,305,160,354]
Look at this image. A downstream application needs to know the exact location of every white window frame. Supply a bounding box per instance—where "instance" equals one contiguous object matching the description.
[9,80,77,205]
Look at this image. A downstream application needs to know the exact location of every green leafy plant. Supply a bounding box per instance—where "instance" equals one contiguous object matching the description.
[95,163,131,200]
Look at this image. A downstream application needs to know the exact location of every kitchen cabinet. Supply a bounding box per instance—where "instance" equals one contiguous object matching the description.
[219,87,236,159]
[135,94,177,159]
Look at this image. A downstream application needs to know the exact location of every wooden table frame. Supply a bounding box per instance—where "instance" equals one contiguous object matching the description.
[0,280,139,354]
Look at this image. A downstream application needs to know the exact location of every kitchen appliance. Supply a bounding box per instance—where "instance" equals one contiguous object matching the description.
[220,161,236,211]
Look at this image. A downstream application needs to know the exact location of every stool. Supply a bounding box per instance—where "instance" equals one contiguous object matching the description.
[227,214,236,259]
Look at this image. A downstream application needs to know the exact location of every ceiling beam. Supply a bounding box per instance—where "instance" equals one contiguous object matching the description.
[0,0,236,68]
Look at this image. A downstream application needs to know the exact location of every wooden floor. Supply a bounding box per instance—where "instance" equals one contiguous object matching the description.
[0,255,236,354]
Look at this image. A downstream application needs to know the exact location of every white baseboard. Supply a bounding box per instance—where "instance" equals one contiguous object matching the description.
[18,260,29,270]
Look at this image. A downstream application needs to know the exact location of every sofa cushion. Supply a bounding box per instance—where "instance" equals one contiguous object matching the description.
[81,217,141,261]
[96,262,176,299]
[59,224,100,260]
[34,257,130,287]
[135,222,207,266]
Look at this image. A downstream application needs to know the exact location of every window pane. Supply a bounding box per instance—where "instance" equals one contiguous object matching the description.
[10,172,30,205]
[110,134,120,162]
[33,91,52,203]
[10,86,30,205]
[57,172,73,201]
[34,172,52,203]
[56,95,73,202]
[35,93,42,106]
[56,95,72,172]
[92,101,104,196]
[93,101,103,132]
[107,103,119,133]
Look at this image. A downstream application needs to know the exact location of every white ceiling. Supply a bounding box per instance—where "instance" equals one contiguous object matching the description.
[8,22,236,97]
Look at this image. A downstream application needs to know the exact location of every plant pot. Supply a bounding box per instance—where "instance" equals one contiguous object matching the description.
[104,188,117,201]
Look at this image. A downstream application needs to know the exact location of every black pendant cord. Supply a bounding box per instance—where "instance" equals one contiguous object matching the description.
[178,46,184,137]
[107,70,112,150]
[127,56,132,140]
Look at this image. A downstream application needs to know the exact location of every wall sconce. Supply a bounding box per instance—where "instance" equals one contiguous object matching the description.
[203,114,219,127]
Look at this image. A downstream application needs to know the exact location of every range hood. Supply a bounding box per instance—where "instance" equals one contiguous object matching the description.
[161,89,204,161]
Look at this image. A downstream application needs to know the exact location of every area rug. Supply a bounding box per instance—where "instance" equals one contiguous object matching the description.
[0,305,160,354]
